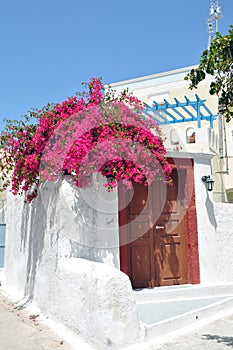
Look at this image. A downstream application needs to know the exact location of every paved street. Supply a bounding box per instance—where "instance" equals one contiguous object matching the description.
[155,316,233,350]
[0,290,73,350]
[144,314,233,350]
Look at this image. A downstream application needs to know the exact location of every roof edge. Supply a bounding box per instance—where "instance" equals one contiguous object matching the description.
[108,65,198,88]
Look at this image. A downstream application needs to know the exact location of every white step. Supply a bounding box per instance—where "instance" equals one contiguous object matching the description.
[141,296,233,339]
[133,284,233,340]
[133,284,233,303]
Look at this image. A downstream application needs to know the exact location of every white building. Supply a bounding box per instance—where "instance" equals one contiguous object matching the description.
[2,66,233,349]
[110,65,233,203]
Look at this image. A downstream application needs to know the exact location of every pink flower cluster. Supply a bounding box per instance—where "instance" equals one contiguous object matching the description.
[0,78,172,202]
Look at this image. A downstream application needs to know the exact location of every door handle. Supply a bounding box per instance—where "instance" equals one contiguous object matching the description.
[155,225,164,235]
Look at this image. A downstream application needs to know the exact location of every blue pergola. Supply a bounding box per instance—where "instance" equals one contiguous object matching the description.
[144,94,217,128]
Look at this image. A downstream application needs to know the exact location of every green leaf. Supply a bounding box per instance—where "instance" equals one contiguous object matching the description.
[185,24,233,121]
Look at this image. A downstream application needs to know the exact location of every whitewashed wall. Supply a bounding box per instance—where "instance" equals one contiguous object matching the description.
[3,152,233,348]
[168,151,218,284]
[193,155,233,284]
[214,203,233,282]
[193,154,218,284]
[3,177,142,349]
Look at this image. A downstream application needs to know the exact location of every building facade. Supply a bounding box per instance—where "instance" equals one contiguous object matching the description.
[110,65,233,203]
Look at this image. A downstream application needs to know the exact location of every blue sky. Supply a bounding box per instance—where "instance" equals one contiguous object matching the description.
[0,0,232,130]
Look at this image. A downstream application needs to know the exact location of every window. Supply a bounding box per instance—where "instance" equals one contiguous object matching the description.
[186,127,196,144]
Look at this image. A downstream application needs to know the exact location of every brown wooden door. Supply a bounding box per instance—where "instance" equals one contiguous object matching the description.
[120,171,188,288]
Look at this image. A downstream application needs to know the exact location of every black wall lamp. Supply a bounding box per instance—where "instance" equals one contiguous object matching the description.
[201,175,215,192]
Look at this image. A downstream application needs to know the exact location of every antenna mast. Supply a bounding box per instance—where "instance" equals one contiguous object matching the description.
[207,0,223,47]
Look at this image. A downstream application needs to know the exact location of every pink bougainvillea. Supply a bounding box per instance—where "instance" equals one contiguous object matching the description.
[0,78,172,202]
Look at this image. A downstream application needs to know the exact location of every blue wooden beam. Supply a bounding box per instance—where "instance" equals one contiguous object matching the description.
[171,107,185,121]
[174,98,196,120]
[144,94,216,128]
[157,115,214,125]
[161,109,177,121]
[143,109,160,124]
[152,110,169,122]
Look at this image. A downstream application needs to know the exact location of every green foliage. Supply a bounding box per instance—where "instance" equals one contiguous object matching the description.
[185,25,233,122]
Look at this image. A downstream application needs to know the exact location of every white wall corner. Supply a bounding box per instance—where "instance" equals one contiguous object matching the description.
[194,156,217,284]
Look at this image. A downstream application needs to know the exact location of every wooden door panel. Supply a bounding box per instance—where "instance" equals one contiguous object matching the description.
[128,222,151,241]
[130,245,152,288]
[159,241,182,285]
[128,182,148,215]
[158,236,187,283]
[155,216,187,286]
[160,220,179,236]
[120,167,188,288]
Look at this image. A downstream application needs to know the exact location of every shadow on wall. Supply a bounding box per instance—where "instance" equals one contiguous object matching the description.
[205,194,217,229]
[70,190,120,269]
[20,181,59,301]
[19,177,119,301]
